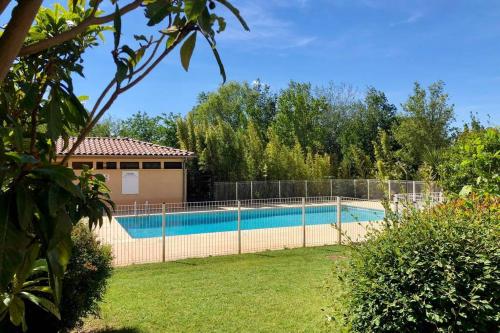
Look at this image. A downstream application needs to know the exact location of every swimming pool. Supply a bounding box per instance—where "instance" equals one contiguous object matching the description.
[117,205,385,239]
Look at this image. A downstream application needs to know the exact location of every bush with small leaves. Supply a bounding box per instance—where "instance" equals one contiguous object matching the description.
[24,223,113,332]
[332,195,499,332]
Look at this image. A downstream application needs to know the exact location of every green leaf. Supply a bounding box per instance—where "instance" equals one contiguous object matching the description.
[29,259,49,276]
[48,213,73,252]
[22,276,49,288]
[4,152,38,165]
[197,7,212,33]
[216,0,249,31]
[16,185,34,231]
[215,16,226,33]
[19,84,38,110]
[134,34,148,42]
[19,292,60,320]
[46,94,63,141]
[209,43,226,82]
[46,232,72,304]
[15,244,40,289]
[47,213,71,249]
[185,0,205,22]
[8,296,25,327]
[121,45,136,59]
[23,285,52,294]
[61,88,89,128]
[115,60,128,84]
[145,0,171,26]
[32,165,82,199]
[48,186,60,218]
[201,33,226,82]
[133,47,145,66]
[0,195,32,291]
[180,32,197,71]
[166,34,178,49]
[113,4,121,49]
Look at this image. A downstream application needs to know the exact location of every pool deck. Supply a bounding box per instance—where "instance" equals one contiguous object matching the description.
[95,199,385,266]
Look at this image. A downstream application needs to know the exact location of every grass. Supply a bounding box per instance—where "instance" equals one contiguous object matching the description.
[82,245,349,333]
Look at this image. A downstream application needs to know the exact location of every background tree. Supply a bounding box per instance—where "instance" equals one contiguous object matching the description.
[115,111,180,147]
[373,130,403,180]
[244,121,265,180]
[439,127,499,195]
[272,81,327,152]
[88,117,119,137]
[176,79,458,183]
[394,81,455,175]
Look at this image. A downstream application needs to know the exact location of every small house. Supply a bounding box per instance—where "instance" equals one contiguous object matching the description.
[57,137,194,204]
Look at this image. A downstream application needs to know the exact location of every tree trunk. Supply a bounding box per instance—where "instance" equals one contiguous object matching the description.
[0,0,11,16]
[0,0,42,84]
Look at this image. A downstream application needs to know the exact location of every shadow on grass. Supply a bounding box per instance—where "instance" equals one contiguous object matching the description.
[85,328,140,333]
[252,252,278,258]
[172,260,198,266]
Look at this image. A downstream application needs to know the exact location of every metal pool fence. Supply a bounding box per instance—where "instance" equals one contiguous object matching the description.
[213,179,441,201]
[95,193,443,266]
[95,196,383,266]
[393,192,445,212]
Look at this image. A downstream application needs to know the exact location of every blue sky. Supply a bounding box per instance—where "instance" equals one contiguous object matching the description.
[11,1,500,125]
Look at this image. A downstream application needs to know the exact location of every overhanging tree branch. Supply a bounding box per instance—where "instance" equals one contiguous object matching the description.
[60,26,194,164]
[18,0,142,57]
[0,0,43,83]
[90,35,165,118]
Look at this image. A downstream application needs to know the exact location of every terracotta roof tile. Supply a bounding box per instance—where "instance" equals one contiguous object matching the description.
[56,137,194,157]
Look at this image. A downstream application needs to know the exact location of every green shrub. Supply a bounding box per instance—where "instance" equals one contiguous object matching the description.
[24,223,113,332]
[439,127,500,195]
[61,222,113,330]
[334,196,500,332]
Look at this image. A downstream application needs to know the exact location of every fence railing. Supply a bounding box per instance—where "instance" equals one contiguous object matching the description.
[393,191,444,212]
[213,179,440,201]
[95,194,443,266]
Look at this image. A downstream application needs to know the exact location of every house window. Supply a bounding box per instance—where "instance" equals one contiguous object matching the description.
[120,162,140,169]
[72,161,93,169]
[164,162,183,169]
[105,162,117,169]
[122,171,139,194]
[96,162,104,169]
[142,162,161,169]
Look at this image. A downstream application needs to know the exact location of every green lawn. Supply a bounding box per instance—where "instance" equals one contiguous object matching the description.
[82,246,348,333]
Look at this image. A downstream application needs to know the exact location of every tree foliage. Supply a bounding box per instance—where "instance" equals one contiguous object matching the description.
[394,81,454,174]
[439,127,500,195]
[90,112,180,147]
[272,81,328,151]
[174,80,457,182]
[176,82,332,181]
[0,0,247,330]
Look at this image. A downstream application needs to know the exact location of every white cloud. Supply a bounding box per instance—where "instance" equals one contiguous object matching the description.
[390,12,424,27]
[218,1,317,50]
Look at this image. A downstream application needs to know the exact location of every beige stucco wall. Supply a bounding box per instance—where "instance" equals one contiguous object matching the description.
[65,156,188,205]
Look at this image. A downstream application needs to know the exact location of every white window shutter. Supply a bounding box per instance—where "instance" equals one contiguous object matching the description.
[122,171,139,194]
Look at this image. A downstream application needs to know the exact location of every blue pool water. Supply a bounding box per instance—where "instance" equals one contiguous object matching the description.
[117,205,385,239]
